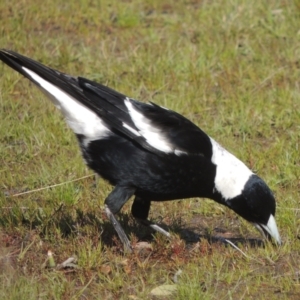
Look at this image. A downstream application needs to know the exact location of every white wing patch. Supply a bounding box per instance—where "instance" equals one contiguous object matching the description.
[210,138,252,200]
[124,98,185,155]
[122,122,141,136]
[22,68,110,142]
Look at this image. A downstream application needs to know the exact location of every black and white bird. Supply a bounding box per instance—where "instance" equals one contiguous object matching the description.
[0,49,281,251]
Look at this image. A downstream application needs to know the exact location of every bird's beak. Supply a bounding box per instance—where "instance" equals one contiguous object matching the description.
[254,214,281,245]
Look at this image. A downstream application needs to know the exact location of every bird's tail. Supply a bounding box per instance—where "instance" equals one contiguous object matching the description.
[0,49,159,154]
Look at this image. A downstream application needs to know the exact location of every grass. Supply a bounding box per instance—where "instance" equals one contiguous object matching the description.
[1,0,300,298]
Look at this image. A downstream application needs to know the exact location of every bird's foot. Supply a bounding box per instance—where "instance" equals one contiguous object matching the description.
[137,218,171,238]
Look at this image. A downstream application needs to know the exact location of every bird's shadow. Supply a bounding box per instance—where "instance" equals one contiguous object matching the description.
[90,211,266,249]
[13,206,265,250]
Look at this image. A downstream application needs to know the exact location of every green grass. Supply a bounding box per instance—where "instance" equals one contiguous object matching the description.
[1,0,300,299]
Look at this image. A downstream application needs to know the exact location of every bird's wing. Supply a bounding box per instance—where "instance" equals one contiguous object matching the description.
[0,49,212,157]
[78,77,213,157]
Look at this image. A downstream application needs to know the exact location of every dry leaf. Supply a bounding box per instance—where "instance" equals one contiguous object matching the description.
[134,241,153,252]
[150,284,177,297]
[100,264,111,275]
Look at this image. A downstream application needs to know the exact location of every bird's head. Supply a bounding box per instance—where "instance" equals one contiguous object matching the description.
[225,175,281,244]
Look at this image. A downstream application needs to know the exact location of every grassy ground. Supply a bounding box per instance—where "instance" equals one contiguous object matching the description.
[1,0,300,299]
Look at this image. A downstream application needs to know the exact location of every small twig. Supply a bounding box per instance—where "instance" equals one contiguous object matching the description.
[2,206,29,209]
[277,207,300,211]
[56,256,79,270]
[272,270,300,279]
[251,66,286,95]
[224,239,250,259]
[173,269,183,283]
[9,174,95,197]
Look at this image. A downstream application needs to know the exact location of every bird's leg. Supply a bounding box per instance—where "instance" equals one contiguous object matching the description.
[104,205,132,252]
[104,186,136,253]
[131,197,171,239]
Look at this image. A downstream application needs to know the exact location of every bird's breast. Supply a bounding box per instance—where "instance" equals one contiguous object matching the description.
[78,135,217,201]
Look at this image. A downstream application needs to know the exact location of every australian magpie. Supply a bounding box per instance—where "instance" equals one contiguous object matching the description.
[0,49,281,252]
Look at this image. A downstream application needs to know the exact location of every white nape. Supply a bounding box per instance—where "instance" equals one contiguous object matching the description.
[210,138,252,200]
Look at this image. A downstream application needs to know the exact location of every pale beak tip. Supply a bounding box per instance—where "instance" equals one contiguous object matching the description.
[256,214,282,245]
